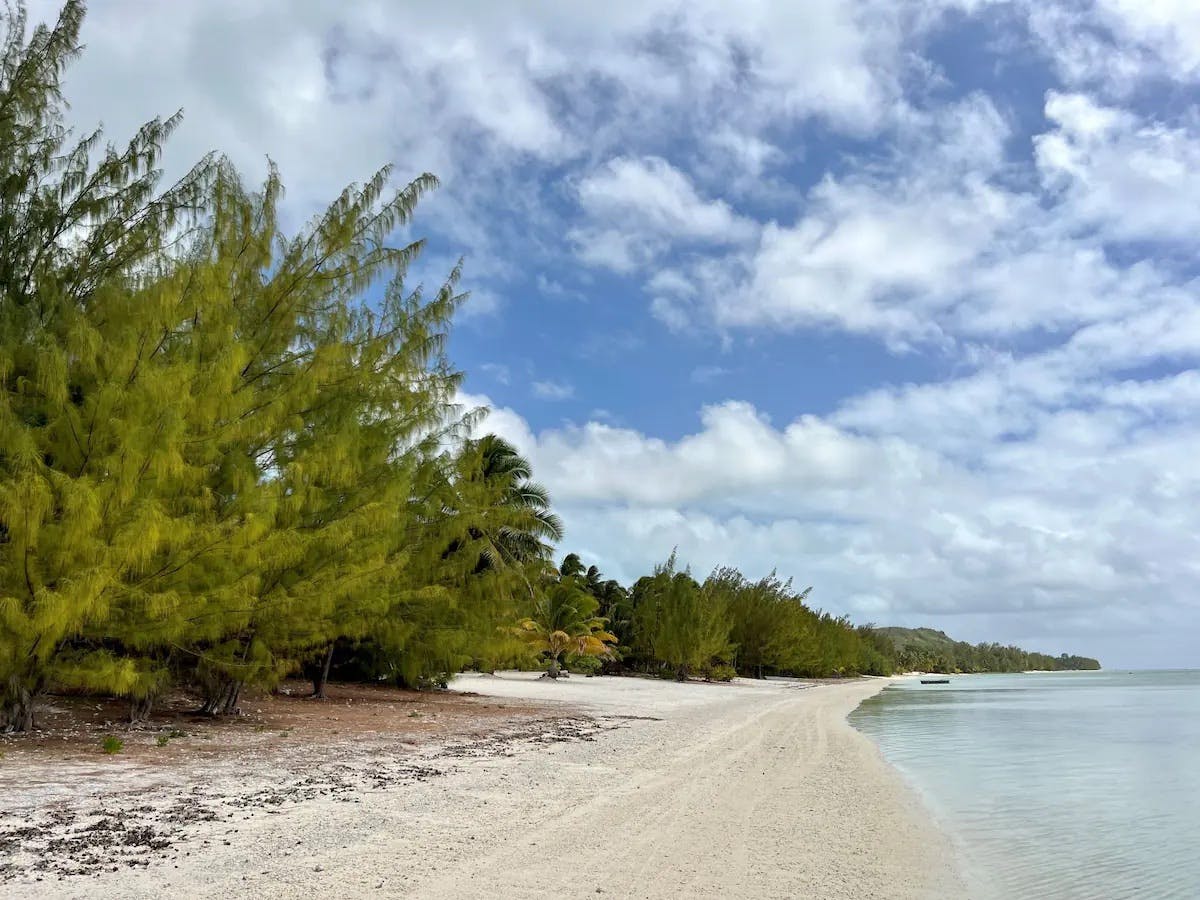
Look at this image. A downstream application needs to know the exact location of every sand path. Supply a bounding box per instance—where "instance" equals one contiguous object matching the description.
[3,674,962,899]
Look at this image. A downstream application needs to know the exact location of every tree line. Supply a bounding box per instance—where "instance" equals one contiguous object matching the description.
[518,554,1100,681]
[0,2,1097,734]
[874,628,1101,674]
[536,552,896,681]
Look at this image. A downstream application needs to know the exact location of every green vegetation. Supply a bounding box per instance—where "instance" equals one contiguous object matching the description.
[0,2,1099,734]
[0,1,548,731]
[514,572,616,679]
[101,735,123,755]
[564,552,899,680]
[874,627,1101,673]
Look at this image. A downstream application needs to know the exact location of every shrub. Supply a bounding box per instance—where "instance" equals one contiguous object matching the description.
[101,735,124,755]
[156,735,169,747]
[565,653,603,675]
[704,663,738,683]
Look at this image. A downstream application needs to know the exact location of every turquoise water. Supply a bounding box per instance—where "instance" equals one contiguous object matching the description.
[849,670,1200,899]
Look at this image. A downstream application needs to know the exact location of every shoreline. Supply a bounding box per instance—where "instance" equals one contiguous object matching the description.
[2,674,962,898]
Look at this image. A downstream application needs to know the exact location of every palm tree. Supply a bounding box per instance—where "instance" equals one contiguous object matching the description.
[458,434,563,571]
[514,579,615,678]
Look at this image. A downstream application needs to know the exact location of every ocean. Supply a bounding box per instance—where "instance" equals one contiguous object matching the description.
[849,670,1200,900]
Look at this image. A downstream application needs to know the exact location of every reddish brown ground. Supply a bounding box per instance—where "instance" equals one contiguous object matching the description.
[1,679,600,883]
[0,679,564,766]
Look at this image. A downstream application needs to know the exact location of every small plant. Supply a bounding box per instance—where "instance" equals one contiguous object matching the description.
[156,734,170,747]
[407,711,422,718]
[101,735,124,755]
[704,663,738,683]
[565,653,603,676]
[167,728,187,739]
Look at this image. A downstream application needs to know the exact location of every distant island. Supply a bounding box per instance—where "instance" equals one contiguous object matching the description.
[873,627,1101,673]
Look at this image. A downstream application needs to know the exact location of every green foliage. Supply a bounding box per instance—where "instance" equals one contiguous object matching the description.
[155,734,169,747]
[875,628,1101,673]
[567,551,905,680]
[514,569,615,678]
[705,663,738,682]
[563,653,603,675]
[630,554,732,680]
[0,0,555,730]
[100,735,123,754]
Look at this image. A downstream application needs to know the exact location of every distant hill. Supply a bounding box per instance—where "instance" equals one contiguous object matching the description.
[872,626,1101,673]
[874,627,958,652]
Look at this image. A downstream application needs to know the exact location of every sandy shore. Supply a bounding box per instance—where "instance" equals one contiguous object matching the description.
[1,674,962,899]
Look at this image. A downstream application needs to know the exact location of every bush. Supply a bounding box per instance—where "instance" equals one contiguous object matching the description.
[704,664,738,683]
[564,653,603,675]
[101,735,124,755]
[155,734,169,747]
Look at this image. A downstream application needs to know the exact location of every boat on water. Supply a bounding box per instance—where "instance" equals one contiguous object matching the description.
[920,678,950,684]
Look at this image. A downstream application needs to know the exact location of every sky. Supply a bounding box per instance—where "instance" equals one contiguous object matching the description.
[30,0,1200,668]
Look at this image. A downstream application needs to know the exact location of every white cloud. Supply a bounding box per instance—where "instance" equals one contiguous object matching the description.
[577,157,756,245]
[1036,92,1200,243]
[1092,0,1200,79]
[36,0,916,230]
[464,383,1200,666]
[531,379,575,401]
[1025,0,1200,90]
[714,96,1021,342]
[571,156,758,274]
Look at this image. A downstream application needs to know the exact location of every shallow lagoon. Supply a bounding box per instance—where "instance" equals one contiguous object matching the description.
[851,670,1200,899]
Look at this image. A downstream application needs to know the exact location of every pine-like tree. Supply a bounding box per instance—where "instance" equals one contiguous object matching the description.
[0,0,212,731]
[1,0,476,728]
[631,554,733,680]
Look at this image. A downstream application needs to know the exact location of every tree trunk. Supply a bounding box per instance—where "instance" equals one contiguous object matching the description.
[200,679,243,716]
[311,643,334,699]
[128,694,155,725]
[1,678,36,733]
[547,656,561,679]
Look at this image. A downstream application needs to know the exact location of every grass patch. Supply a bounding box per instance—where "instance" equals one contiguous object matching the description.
[101,735,124,755]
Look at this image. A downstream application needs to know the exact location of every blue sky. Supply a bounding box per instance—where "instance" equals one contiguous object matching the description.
[39,0,1200,668]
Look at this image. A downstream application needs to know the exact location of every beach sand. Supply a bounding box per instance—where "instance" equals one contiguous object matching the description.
[1,674,962,899]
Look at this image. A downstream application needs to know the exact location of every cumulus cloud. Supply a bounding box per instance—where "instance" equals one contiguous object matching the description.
[570,156,758,274]
[465,384,1200,665]
[1036,92,1200,243]
[1030,0,1200,86]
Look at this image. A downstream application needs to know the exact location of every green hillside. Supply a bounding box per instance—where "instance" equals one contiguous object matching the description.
[873,627,1101,673]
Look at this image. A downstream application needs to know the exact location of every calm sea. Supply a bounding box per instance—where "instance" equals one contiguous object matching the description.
[849,670,1200,899]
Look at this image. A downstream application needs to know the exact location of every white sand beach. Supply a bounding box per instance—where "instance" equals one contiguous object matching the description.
[1,674,962,899]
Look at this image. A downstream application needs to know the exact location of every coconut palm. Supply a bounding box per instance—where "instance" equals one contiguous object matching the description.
[515,579,616,678]
[454,434,563,572]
